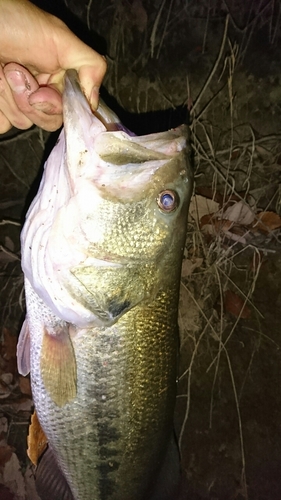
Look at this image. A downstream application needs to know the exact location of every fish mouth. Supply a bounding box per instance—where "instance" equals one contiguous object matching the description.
[63,69,188,172]
[21,70,191,331]
[64,69,122,132]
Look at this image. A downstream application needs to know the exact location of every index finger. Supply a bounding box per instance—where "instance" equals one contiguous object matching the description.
[51,26,107,109]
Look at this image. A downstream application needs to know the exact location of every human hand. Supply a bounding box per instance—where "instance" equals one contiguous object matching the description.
[0,0,107,133]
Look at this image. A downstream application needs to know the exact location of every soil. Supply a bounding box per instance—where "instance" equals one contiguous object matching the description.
[1,1,281,499]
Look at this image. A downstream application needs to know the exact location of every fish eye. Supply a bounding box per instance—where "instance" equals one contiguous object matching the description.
[157,190,179,213]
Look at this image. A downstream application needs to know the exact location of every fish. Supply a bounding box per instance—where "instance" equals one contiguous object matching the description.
[17,69,193,500]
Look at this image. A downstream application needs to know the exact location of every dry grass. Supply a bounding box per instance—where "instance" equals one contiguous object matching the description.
[1,1,281,497]
[170,7,281,495]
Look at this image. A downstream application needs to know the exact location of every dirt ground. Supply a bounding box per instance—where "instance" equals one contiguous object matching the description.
[1,1,281,499]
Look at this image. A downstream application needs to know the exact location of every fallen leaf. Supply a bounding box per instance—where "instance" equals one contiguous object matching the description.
[0,485,14,500]
[18,376,32,397]
[0,373,15,399]
[189,195,220,225]
[195,187,253,208]
[27,411,48,466]
[1,373,13,385]
[0,445,13,467]
[224,290,251,319]
[181,257,203,278]
[200,214,234,232]
[0,328,17,376]
[223,200,256,225]
[195,187,224,204]
[1,397,33,413]
[1,452,26,499]
[0,417,8,438]
[253,211,281,233]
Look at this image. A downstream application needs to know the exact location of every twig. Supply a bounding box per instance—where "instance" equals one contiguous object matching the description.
[191,15,229,116]
[0,220,21,227]
[156,0,174,59]
[150,0,167,58]
[86,0,94,30]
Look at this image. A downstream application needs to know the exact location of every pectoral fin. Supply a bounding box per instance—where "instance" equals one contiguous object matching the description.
[70,264,154,325]
[17,318,30,376]
[40,325,77,407]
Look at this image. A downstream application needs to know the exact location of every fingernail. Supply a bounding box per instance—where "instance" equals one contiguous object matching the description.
[5,70,31,93]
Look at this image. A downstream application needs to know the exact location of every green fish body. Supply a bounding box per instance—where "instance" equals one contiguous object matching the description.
[18,70,193,500]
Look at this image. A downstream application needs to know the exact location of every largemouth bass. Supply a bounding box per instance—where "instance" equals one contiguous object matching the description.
[17,69,193,500]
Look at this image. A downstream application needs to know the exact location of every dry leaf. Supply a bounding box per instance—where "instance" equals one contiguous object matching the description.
[0,328,17,376]
[18,376,32,397]
[179,285,201,335]
[1,397,33,414]
[195,187,224,204]
[189,195,220,224]
[0,417,8,438]
[27,411,48,466]
[200,214,234,232]
[253,211,281,233]
[0,451,26,499]
[195,187,253,208]
[181,257,203,278]
[224,290,251,319]
[200,210,255,245]
[0,485,14,500]
[0,445,13,467]
[0,373,15,399]
[222,200,256,225]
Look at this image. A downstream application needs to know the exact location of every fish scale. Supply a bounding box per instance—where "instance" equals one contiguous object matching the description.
[18,69,193,499]
[26,279,178,499]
